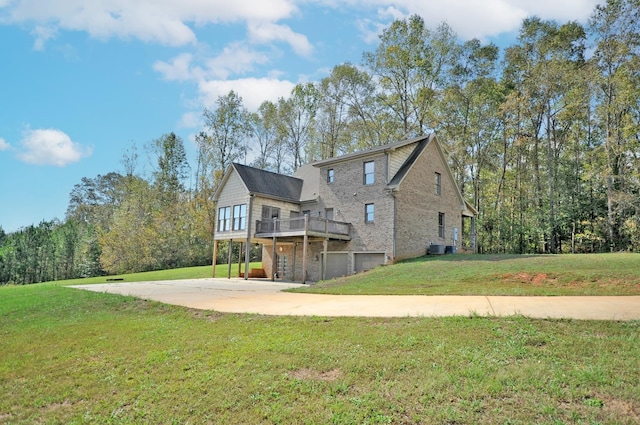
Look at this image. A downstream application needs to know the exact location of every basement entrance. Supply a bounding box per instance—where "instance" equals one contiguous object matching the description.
[354,253,385,273]
[322,252,348,280]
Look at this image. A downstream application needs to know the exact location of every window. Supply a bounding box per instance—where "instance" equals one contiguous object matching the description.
[218,206,231,232]
[325,208,334,220]
[290,211,302,230]
[232,204,246,230]
[364,161,375,185]
[365,203,375,223]
[438,212,445,238]
[327,168,334,183]
[262,205,280,220]
[435,172,442,195]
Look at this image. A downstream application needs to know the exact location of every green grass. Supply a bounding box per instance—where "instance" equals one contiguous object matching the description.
[46,262,261,287]
[1,282,639,424]
[295,253,640,296]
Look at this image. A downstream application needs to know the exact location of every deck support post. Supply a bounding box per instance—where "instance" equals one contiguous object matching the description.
[227,239,233,279]
[292,242,297,282]
[271,218,277,281]
[244,194,253,280]
[212,239,219,278]
[322,238,328,281]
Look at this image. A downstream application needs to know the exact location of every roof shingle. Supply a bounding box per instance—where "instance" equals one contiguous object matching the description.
[232,163,303,203]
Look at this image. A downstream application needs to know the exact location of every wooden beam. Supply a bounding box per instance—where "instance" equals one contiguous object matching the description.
[292,242,297,282]
[227,239,233,279]
[271,217,277,281]
[322,238,328,280]
[245,195,253,280]
[212,239,218,278]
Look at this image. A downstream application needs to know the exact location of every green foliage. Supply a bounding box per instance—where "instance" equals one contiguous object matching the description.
[150,132,190,204]
[201,90,252,172]
[0,220,101,285]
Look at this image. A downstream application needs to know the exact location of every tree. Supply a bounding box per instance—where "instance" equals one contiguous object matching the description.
[315,69,352,159]
[201,90,252,175]
[249,100,279,170]
[589,0,640,251]
[150,132,190,205]
[437,39,502,202]
[277,83,319,171]
[316,63,392,150]
[501,18,588,253]
[363,16,460,137]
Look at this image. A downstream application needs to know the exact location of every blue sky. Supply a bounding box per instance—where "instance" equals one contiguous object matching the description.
[0,0,602,233]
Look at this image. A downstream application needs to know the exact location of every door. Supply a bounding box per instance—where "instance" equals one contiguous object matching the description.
[323,253,348,280]
[325,208,334,220]
[262,205,281,232]
[354,253,385,273]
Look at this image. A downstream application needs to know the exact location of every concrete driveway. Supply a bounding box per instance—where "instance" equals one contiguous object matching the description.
[71,278,640,321]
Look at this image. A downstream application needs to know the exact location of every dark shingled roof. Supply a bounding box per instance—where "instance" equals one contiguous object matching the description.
[233,163,303,203]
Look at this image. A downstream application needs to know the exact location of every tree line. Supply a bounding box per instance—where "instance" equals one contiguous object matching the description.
[1,0,638,284]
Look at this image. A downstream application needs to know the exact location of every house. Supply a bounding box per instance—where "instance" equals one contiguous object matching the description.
[212,133,477,283]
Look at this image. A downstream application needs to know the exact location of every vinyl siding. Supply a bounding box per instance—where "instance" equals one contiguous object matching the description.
[387,143,415,182]
[215,170,250,240]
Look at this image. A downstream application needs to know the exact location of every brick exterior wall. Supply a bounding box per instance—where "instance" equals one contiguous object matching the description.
[317,153,394,255]
[394,140,463,260]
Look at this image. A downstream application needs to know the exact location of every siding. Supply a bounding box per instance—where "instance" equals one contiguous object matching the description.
[251,197,301,224]
[387,143,415,182]
[215,170,250,241]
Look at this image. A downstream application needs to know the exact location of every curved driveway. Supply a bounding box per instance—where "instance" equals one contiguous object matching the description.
[72,278,640,321]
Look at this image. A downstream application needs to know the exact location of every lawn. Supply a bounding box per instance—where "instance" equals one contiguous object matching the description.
[1,272,640,423]
[295,253,640,296]
[46,262,261,287]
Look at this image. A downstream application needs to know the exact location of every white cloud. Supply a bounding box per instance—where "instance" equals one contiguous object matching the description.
[31,25,57,50]
[17,128,92,166]
[155,43,272,81]
[178,111,201,129]
[5,0,299,47]
[339,0,604,41]
[4,0,604,51]
[0,137,10,151]
[198,77,295,111]
[154,53,199,81]
[247,21,313,57]
[204,43,272,79]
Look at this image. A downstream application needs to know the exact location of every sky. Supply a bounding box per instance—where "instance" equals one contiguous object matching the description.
[0,0,604,233]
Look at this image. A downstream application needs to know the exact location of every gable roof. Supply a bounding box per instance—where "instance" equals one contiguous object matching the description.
[212,134,475,216]
[387,134,432,188]
[310,134,429,167]
[292,163,320,202]
[214,163,303,203]
[386,133,470,212]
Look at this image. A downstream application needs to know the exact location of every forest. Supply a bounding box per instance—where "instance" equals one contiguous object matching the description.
[1,0,638,284]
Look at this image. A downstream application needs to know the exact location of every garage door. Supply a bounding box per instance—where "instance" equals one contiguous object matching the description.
[354,253,385,273]
[323,253,348,280]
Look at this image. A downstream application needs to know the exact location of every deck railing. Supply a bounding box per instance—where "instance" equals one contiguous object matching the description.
[255,216,350,236]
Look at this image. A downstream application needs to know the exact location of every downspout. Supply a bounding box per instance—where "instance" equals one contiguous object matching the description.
[244,194,254,280]
[391,189,397,261]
